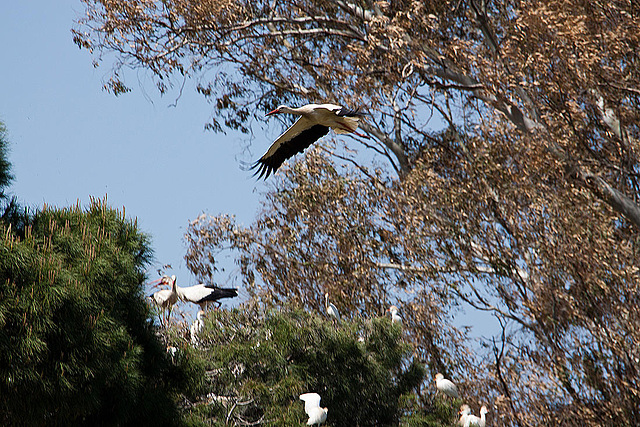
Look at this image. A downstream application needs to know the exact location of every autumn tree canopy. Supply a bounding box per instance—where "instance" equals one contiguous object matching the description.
[75,1,640,425]
[74,0,640,224]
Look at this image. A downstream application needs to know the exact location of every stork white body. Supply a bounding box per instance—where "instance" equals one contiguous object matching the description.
[435,373,459,398]
[324,292,341,323]
[464,406,488,427]
[175,281,238,310]
[177,283,212,307]
[190,310,206,345]
[253,103,365,178]
[299,392,328,425]
[388,305,402,325]
[150,275,178,326]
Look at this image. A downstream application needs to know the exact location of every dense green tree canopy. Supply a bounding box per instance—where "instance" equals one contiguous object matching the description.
[0,198,186,425]
[172,304,438,426]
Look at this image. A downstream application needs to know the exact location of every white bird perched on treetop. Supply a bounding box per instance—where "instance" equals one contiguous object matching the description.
[458,404,471,426]
[190,310,206,345]
[388,305,402,325]
[324,292,341,323]
[434,373,459,398]
[299,392,328,425]
[149,275,178,326]
[463,405,488,427]
[172,278,238,310]
[253,103,366,179]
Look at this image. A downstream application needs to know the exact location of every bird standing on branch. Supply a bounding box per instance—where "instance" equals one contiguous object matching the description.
[149,275,178,326]
[253,103,366,179]
[324,292,341,323]
[190,310,206,346]
[388,305,402,325]
[434,373,460,398]
[299,392,328,425]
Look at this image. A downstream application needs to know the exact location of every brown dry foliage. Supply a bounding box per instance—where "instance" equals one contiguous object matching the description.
[76,0,640,425]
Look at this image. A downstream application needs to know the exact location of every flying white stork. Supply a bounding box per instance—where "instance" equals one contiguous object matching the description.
[434,373,460,398]
[463,405,488,427]
[324,292,341,323]
[299,392,328,425]
[388,305,402,325]
[173,279,239,310]
[149,275,178,326]
[253,103,365,179]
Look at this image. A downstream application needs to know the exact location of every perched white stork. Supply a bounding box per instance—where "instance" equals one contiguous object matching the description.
[149,275,178,326]
[388,305,402,325]
[464,406,488,427]
[434,373,460,398]
[458,405,471,426]
[190,310,206,346]
[299,392,328,425]
[324,292,341,323]
[253,103,365,179]
[174,279,238,310]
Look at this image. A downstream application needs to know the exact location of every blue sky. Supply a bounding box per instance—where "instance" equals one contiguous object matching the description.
[0,2,265,311]
[0,1,500,338]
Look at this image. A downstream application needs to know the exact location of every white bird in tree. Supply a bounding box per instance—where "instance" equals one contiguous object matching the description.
[299,392,328,425]
[190,310,206,345]
[464,405,488,427]
[324,292,341,323]
[253,103,366,179]
[174,279,238,310]
[149,275,178,326]
[388,305,402,325]
[434,373,460,398]
[166,346,178,358]
[458,404,471,426]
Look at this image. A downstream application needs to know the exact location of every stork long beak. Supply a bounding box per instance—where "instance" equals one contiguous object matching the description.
[265,108,280,117]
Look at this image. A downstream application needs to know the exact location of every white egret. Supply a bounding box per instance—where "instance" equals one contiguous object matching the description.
[299,392,328,425]
[434,373,459,398]
[464,405,488,427]
[324,292,341,323]
[190,310,206,346]
[458,404,471,426]
[388,305,402,325]
[254,103,365,178]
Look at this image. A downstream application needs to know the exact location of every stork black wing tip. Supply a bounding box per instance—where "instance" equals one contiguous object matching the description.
[251,159,275,180]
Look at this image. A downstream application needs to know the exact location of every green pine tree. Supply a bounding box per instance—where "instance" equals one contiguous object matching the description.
[176,304,428,426]
[0,121,29,230]
[0,197,187,425]
[0,122,12,197]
